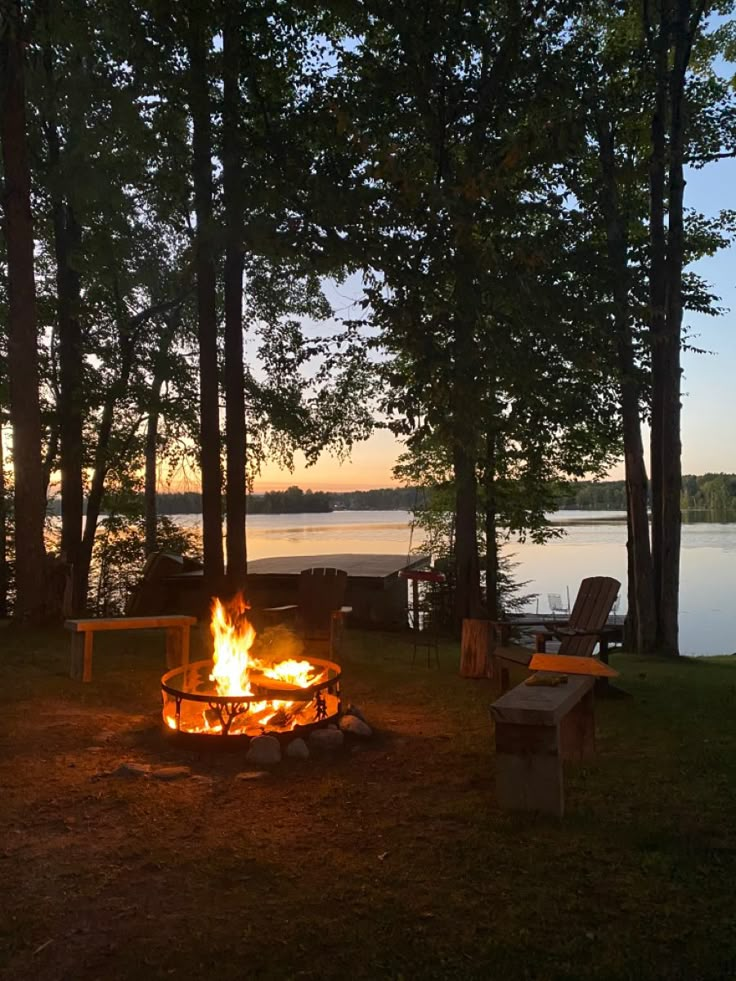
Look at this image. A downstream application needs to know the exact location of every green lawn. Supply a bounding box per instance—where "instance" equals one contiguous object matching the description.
[1,624,736,980]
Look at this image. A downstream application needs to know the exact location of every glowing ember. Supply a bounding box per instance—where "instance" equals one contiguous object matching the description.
[160,593,340,737]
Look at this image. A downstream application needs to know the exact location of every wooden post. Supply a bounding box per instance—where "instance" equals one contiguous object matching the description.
[460,618,493,678]
[494,720,564,817]
[70,631,93,682]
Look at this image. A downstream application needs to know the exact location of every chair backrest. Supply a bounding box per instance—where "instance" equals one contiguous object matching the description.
[126,551,185,616]
[560,576,621,657]
[297,567,348,635]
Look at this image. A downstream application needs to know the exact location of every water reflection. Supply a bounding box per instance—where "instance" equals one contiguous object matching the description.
[111,509,736,656]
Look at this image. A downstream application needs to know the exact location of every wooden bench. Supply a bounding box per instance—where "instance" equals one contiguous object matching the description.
[490,643,533,693]
[489,674,596,817]
[64,615,198,682]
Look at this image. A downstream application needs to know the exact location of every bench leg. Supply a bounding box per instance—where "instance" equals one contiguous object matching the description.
[166,628,182,669]
[559,689,595,762]
[495,721,563,817]
[70,632,94,682]
[491,654,511,695]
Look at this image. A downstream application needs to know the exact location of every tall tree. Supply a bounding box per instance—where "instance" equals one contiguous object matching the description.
[646,0,708,655]
[39,3,84,610]
[0,0,48,621]
[186,7,225,595]
[222,0,247,587]
[341,0,618,625]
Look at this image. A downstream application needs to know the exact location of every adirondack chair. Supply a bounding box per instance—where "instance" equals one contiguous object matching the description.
[533,576,621,658]
[263,567,352,658]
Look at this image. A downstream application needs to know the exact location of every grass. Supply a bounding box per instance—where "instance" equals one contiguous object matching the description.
[1,624,736,980]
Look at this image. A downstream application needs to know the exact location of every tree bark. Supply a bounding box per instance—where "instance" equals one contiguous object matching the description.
[144,399,159,557]
[222,1,247,588]
[0,420,7,618]
[42,49,85,610]
[187,14,224,599]
[453,440,482,623]
[596,114,657,652]
[144,316,179,556]
[484,430,499,619]
[655,0,700,656]
[647,1,669,630]
[0,0,48,621]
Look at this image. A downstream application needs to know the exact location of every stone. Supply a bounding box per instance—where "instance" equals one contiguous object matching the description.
[286,738,309,760]
[246,735,281,767]
[111,762,151,778]
[340,715,373,738]
[151,766,191,781]
[309,728,344,752]
[235,770,269,781]
[189,775,213,788]
[344,703,367,723]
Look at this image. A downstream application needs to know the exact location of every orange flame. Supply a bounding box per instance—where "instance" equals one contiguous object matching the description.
[210,594,257,696]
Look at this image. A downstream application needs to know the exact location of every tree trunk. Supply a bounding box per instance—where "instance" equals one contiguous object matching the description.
[0,0,48,621]
[42,16,85,613]
[596,113,657,652]
[144,399,159,557]
[222,1,247,589]
[453,441,482,623]
[655,0,699,656]
[187,16,224,598]
[484,431,499,618]
[73,292,143,610]
[144,316,179,556]
[0,420,7,618]
[74,395,114,611]
[647,1,668,634]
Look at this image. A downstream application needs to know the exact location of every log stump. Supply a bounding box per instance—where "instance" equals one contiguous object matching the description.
[460,618,494,679]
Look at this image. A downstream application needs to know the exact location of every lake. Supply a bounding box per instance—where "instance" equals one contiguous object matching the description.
[174,509,736,656]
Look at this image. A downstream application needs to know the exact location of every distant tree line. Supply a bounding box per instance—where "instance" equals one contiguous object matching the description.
[559,475,736,512]
[45,485,420,515]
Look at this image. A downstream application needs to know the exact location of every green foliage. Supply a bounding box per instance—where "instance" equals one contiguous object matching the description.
[89,514,200,616]
[253,486,331,514]
[558,473,736,511]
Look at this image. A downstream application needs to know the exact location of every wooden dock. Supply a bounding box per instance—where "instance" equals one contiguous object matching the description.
[160,553,431,629]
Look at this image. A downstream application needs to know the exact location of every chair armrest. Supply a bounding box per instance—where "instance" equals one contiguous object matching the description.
[263,604,298,614]
[554,627,603,638]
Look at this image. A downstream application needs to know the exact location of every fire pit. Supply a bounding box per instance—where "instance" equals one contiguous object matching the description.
[161,595,342,740]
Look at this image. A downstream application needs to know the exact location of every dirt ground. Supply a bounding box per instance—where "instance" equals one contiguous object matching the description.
[3,626,736,981]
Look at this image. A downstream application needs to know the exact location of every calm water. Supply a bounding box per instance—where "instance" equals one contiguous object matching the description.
[174,509,736,656]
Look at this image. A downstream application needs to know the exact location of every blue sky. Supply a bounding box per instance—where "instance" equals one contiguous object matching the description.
[678,157,736,477]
